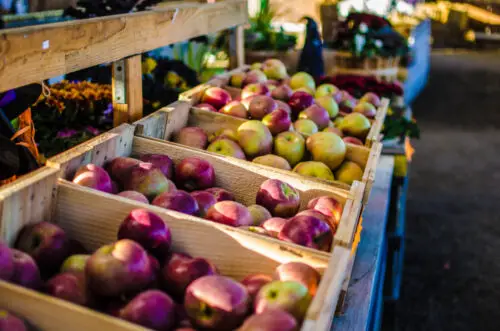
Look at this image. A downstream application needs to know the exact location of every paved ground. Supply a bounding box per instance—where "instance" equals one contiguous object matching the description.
[398,51,500,331]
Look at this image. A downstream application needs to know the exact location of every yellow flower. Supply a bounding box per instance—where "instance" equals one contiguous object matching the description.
[387,107,394,116]
[142,58,157,74]
[165,71,181,87]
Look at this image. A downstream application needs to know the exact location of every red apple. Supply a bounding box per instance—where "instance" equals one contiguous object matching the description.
[274,262,321,296]
[278,215,333,252]
[118,209,172,261]
[205,187,235,202]
[125,162,172,201]
[119,290,176,330]
[353,101,377,118]
[256,179,300,218]
[174,127,208,149]
[241,274,273,301]
[360,92,381,108]
[261,217,289,238]
[86,239,153,297]
[106,157,141,184]
[343,136,364,146]
[275,100,292,114]
[241,83,270,100]
[220,101,248,118]
[0,310,28,331]
[339,99,358,113]
[243,69,267,85]
[299,104,330,130]
[117,191,149,204]
[139,154,174,179]
[307,196,343,227]
[45,272,91,306]
[271,84,293,101]
[196,103,218,112]
[296,209,335,232]
[72,164,113,193]
[152,191,199,216]
[0,241,13,281]
[239,310,297,331]
[201,87,232,110]
[184,275,249,330]
[190,191,217,218]
[248,95,277,120]
[206,201,253,227]
[9,249,41,289]
[262,108,292,135]
[175,157,216,191]
[288,91,314,117]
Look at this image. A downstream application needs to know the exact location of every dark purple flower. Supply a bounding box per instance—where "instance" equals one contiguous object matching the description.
[56,128,78,139]
[85,126,100,136]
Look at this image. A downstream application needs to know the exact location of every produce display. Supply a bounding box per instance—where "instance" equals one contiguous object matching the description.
[0,209,322,331]
[70,153,342,252]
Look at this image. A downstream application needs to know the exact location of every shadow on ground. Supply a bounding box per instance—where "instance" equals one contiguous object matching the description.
[398,52,500,331]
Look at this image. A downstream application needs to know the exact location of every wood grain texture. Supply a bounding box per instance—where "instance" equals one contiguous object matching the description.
[0,0,248,92]
[333,155,394,331]
[362,142,383,205]
[112,55,144,126]
[366,98,390,148]
[229,25,245,69]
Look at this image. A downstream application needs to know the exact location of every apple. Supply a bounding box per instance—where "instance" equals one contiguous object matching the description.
[289,72,316,91]
[106,157,141,184]
[261,217,289,238]
[243,69,267,85]
[293,161,335,181]
[60,254,90,274]
[0,242,13,281]
[174,303,193,329]
[296,209,334,231]
[111,180,119,194]
[207,138,246,160]
[241,274,273,301]
[205,187,235,202]
[174,127,208,149]
[190,191,217,218]
[72,164,113,193]
[324,126,344,137]
[219,101,248,118]
[119,290,176,330]
[262,108,291,135]
[201,87,232,110]
[117,191,149,204]
[247,204,272,226]
[307,196,343,227]
[335,161,364,185]
[118,209,172,260]
[241,83,270,100]
[185,275,249,330]
[275,100,292,114]
[206,201,253,227]
[175,157,216,191]
[266,80,279,89]
[293,119,318,138]
[8,249,41,289]
[45,272,90,306]
[262,59,288,80]
[239,310,297,331]
[274,262,321,296]
[196,103,218,112]
[278,215,333,251]
[252,154,291,171]
[293,86,315,96]
[315,84,338,98]
[208,128,238,143]
[256,179,300,218]
[237,120,273,159]
[250,63,262,70]
[152,191,200,216]
[86,239,153,297]
[273,131,305,167]
[162,253,218,300]
[353,101,377,118]
[0,310,28,331]
[14,222,70,276]
[339,99,358,113]
[271,84,293,101]
[230,72,246,88]
[343,136,364,145]
[288,91,314,117]
[339,113,371,139]
[306,132,346,169]
[254,280,311,321]
[139,154,174,179]
[125,163,172,201]
[248,95,277,120]
[299,104,330,130]
[337,90,354,103]
[315,95,339,119]
[360,92,381,108]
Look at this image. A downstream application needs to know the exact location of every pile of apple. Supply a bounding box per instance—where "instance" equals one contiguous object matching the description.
[0,209,323,331]
[70,154,341,252]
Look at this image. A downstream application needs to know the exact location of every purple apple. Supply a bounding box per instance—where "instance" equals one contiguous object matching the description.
[201,87,232,110]
[152,191,199,216]
[60,254,90,274]
[85,239,153,297]
[248,95,277,120]
[205,187,235,202]
[241,83,270,100]
[125,162,172,201]
[14,222,69,276]
[0,310,28,331]
[206,201,253,227]
[196,103,218,112]
[288,91,314,117]
[219,101,248,118]
[175,157,216,191]
[261,217,289,238]
[247,204,272,226]
[241,274,273,301]
[184,275,249,330]
[274,262,321,296]
[119,290,176,330]
[72,164,113,193]
[0,241,13,281]
[297,209,335,232]
[239,310,297,331]
[139,154,174,179]
[190,191,217,218]
[262,108,292,135]
[45,272,90,306]
[256,179,300,218]
[307,196,343,227]
[278,215,333,252]
[299,104,330,130]
[106,157,141,184]
[162,253,218,300]
[9,249,41,289]
[118,209,172,260]
[174,127,208,149]
[271,84,293,101]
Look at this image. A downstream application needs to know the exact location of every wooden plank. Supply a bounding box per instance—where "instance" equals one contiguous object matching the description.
[229,25,245,69]
[112,55,144,126]
[333,155,394,331]
[366,98,390,148]
[0,0,248,93]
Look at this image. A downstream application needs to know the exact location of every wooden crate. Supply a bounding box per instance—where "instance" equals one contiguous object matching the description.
[134,101,381,205]
[0,173,352,331]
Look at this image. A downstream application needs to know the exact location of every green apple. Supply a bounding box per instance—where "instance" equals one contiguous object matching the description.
[251,62,262,70]
[290,72,316,92]
[293,119,318,138]
[274,131,305,167]
[315,84,338,98]
[306,132,346,170]
[315,96,339,119]
[237,120,273,159]
[208,128,238,143]
[334,116,344,127]
[253,154,292,170]
[230,72,246,88]
[207,138,246,160]
[335,161,363,185]
[293,161,335,181]
[262,59,288,80]
[339,113,371,139]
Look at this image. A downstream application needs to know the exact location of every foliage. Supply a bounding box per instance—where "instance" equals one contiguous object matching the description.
[319,74,404,98]
[64,0,162,18]
[383,107,420,141]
